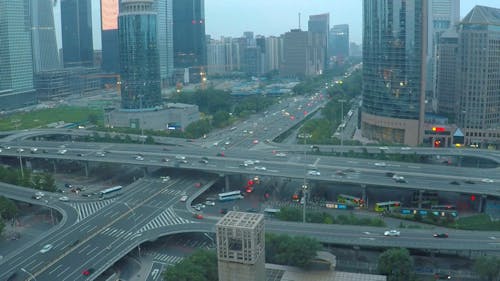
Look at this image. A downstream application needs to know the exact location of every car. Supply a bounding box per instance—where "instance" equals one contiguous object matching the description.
[40,244,53,253]
[205,200,215,206]
[464,180,475,184]
[175,155,186,160]
[335,170,347,176]
[385,172,395,177]
[449,181,460,185]
[77,153,85,157]
[96,151,106,157]
[32,195,42,200]
[394,178,407,183]
[180,195,188,202]
[379,146,389,150]
[434,272,451,279]
[433,233,449,238]
[220,208,228,214]
[3,146,11,150]
[216,152,225,157]
[193,213,203,219]
[481,178,494,183]
[58,196,69,202]
[383,230,400,237]
[374,162,387,167]
[30,147,38,153]
[82,268,95,276]
[254,166,267,171]
[194,182,202,188]
[135,156,144,161]
[35,191,45,197]
[161,176,170,182]
[57,149,67,154]
[246,208,259,213]
[401,147,412,150]
[252,139,259,144]
[16,148,24,153]
[178,159,188,164]
[275,152,287,157]
[307,170,321,176]
[244,160,255,166]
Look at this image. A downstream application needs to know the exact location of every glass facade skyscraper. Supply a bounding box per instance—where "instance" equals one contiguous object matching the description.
[362,0,428,146]
[0,0,36,110]
[101,0,120,73]
[172,0,206,83]
[61,0,94,67]
[31,0,60,72]
[154,0,174,86]
[119,0,162,110]
[329,24,350,60]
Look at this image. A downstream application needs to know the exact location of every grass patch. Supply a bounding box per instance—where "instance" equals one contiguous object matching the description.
[0,107,101,131]
[454,214,500,231]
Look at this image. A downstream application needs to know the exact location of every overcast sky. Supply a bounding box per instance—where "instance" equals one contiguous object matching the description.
[56,0,500,50]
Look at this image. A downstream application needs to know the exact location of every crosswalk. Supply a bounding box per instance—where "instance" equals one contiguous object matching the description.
[100,227,138,240]
[146,252,184,265]
[139,208,192,233]
[69,199,116,222]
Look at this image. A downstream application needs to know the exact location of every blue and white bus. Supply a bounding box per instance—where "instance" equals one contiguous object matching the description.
[99,186,123,199]
[218,190,244,202]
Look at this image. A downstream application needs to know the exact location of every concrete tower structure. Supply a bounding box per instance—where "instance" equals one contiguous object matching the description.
[361,0,428,146]
[217,211,265,281]
[61,0,94,67]
[119,0,162,110]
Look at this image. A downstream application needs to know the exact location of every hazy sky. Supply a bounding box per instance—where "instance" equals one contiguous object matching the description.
[55,0,500,50]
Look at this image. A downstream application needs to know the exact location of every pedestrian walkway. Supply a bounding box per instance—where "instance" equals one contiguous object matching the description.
[69,198,116,222]
[143,251,184,265]
[100,227,137,240]
[138,208,193,233]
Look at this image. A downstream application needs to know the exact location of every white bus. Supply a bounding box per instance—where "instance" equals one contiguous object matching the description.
[218,190,244,202]
[99,186,123,199]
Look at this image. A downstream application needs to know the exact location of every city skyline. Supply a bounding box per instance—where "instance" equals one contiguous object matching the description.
[54,0,500,50]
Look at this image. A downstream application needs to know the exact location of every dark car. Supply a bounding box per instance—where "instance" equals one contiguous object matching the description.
[199,159,208,164]
[216,152,225,157]
[82,268,95,276]
[449,181,460,185]
[220,208,228,214]
[464,180,475,184]
[434,272,451,279]
[385,172,395,177]
[433,233,449,238]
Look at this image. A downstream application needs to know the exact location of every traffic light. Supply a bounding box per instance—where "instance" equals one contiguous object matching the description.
[470,195,476,201]
[434,140,441,147]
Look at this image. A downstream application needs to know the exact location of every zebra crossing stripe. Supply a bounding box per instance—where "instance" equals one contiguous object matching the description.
[70,199,116,222]
[138,208,192,233]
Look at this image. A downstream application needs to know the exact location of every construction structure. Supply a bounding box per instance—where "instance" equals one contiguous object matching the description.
[216,211,266,281]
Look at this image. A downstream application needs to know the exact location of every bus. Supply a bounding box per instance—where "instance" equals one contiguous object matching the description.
[337,194,364,207]
[99,186,123,199]
[374,201,401,212]
[218,190,244,202]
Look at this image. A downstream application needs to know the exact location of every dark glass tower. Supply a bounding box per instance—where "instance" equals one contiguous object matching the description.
[61,0,94,67]
[101,0,120,73]
[361,0,427,145]
[119,0,162,110]
[31,0,60,72]
[172,0,206,82]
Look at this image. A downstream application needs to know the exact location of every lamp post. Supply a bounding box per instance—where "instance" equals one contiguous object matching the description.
[302,134,311,223]
[18,149,24,179]
[21,268,37,281]
[124,203,141,258]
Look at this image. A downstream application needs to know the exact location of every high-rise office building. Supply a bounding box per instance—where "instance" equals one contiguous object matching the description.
[0,0,36,110]
[308,13,329,69]
[101,0,120,73]
[265,36,282,73]
[217,212,265,281]
[435,28,459,117]
[31,0,60,72]
[362,0,428,146]
[154,0,174,86]
[281,29,324,78]
[172,0,206,83]
[329,24,350,61]
[61,0,94,67]
[119,0,162,110]
[207,39,226,75]
[426,0,460,112]
[455,5,500,148]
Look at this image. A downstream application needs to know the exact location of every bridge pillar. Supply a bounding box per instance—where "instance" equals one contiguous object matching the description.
[417,190,424,209]
[361,185,367,208]
[84,162,89,177]
[478,195,486,213]
[225,175,230,192]
[52,160,57,173]
[143,166,148,177]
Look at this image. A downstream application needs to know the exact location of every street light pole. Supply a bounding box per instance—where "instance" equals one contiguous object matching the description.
[124,203,141,258]
[302,134,311,223]
[338,99,346,151]
[18,151,24,179]
[21,268,37,281]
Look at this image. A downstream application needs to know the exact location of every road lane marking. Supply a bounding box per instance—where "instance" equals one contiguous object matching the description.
[49,264,63,274]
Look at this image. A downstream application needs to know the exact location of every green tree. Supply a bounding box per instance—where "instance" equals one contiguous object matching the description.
[41,173,56,192]
[0,196,18,220]
[184,119,211,139]
[163,249,217,281]
[212,111,230,128]
[474,256,500,281]
[377,248,415,281]
[145,135,155,144]
[0,219,5,236]
[265,234,321,268]
[88,113,99,125]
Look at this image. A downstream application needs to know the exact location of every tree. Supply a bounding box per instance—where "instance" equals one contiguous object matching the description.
[377,248,415,281]
[0,219,4,236]
[41,173,56,192]
[163,250,217,281]
[265,234,321,268]
[88,113,99,125]
[0,196,18,220]
[474,256,500,281]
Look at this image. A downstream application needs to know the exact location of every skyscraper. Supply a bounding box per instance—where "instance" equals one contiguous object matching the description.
[435,28,459,117]
[172,0,206,83]
[281,29,324,78]
[308,13,329,69]
[362,0,428,146]
[426,0,460,112]
[31,0,60,72]
[101,0,120,73]
[0,0,36,110]
[119,0,162,110]
[61,0,94,67]
[329,24,350,61]
[455,5,500,148]
[154,0,174,86]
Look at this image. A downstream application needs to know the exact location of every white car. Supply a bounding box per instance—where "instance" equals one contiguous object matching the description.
[307,170,321,176]
[135,156,144,161]
[254,166,267,171]
[180,195,188,202]
[401,147,412,150]
[374,162,387,167]
[481,178,494,183]
[57,149,67,154]
[96,151,106,157]
[17,148,24,153]
[384,230,400,237]
[40,244,53,253]
[379,146,389,150]
[58,196,69,202]
[35,191,45,197]
[175,155,186,160]
[205,200,215,206]
[275,152,287,157]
